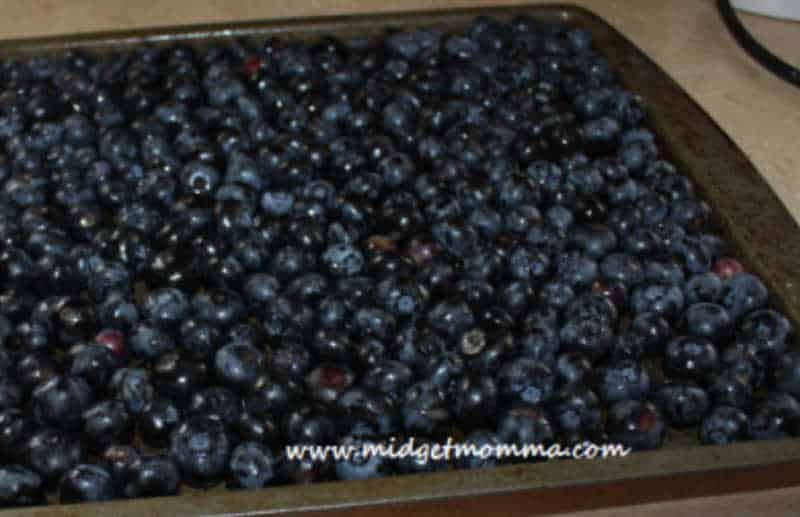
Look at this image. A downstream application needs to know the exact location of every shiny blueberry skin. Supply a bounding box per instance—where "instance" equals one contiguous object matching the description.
[550,384,602,435]
[59,464,115,504]
[663,336,719,382]
[498,358,556,406]
[31,375,93,431]
[0,410,34,462]
[700,405,750,445]
[709,370,753,410]
[685,272,723,305]
[594,359,651,404]
[129,323,176,360]
[140,398,182,448]
[214,342,264,392]
[737,309,793,359]
[749,393,800,440]
[720,273,768,320]
[401,381,450,436]
[110,368,156,416]
[682,303,732,343]
[142,288,189,328]
[322,244,365,277]
[606,400,665,451]
[123,455,181,498]
[0,465,44,507]
[722,341,768,389]
[188,387,241,426]
[653,382,710,427]
[82,400,133,449]
[772,352,800,398]
[25,428,86,484]
[169,416,231,488]
[227,441,277,489]
[69,344,119,392]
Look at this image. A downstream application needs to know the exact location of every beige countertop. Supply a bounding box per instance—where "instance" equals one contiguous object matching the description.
[2,1,800,515]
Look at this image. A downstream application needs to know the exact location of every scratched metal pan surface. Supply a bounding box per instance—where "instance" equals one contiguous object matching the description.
[2,4,800,516]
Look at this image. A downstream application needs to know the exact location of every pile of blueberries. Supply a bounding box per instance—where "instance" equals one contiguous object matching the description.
[0,14,798,508]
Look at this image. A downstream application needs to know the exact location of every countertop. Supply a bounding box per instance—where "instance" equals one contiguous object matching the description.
[1,0,799,516]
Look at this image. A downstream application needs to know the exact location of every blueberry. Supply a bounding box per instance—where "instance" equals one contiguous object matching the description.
[283,407,336,445]
[772,351,800,397]
[518,326,560,366]
[82,400,133,449]
[227,442,277,489]
[737,309,792,358]
[0,465,44,507]
[31,375,93,431]
[653,382,710,427]
[25,428,86,483]
[69,343,119,390]
[0,379,22,412]
[427,300,475,337]
[123,455,180,498]
[0,410,34,462]
[402,381,449,435]
[192,289,245,327]
[379,153,414,187]
[699,405,749,445]
[709,370,753,409]
[454,430,502,470]
[498,358,555,406]
[335,427,393,481]
[606,400,665,451]
[59,464,115,503]
[722,341,767,389]
[152,352,209,406]
[189,387,241,426]
[243,273,280,305]
[594,359,651,403]
[682,303,732,343]
[556,251,598,288]
[322,243,364,277]
[685,272,723,304]
[234,411,280,446]
[431,221,479,259]
[554,352,593,387]
[749,393,800,440]
[260,191,294,217]
[129,323,175,360]
[181,161,220,196]
[559,317,614,360]
[450,374,499,426]
[169,416,231,488]
[720,273,768,320]
[496,404,555,448]
[550,384,602,435]
[110,368,156,416]
[631,283,684,320]
[214,342,264,392]
[628,312,671,355]
[663,336,719,381]
[140,398,182,448]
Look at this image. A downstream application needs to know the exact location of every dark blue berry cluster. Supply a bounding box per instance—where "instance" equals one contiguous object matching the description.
[0,14,794,508]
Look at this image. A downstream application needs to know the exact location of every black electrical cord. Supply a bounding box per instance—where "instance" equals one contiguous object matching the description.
[718,0,800,88]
